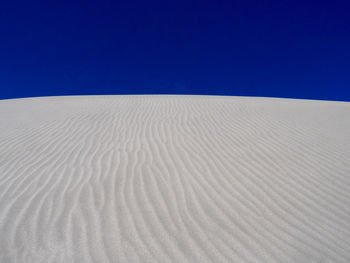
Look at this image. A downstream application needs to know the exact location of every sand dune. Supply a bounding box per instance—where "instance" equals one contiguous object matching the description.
[0,95,350,263]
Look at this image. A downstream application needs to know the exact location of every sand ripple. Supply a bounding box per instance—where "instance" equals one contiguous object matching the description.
[0,95,350,262]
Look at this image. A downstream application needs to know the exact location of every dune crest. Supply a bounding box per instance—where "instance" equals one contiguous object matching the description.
[0,95,350,263]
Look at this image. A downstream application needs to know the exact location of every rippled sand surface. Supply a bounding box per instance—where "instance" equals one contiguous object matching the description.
[1,95,350,263]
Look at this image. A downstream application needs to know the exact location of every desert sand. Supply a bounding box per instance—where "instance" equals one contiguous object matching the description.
[0,95,350,263]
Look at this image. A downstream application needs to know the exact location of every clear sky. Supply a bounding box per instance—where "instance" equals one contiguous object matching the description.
[1,0,349,101]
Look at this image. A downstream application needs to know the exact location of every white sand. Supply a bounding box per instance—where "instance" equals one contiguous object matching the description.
[0,95,350,263]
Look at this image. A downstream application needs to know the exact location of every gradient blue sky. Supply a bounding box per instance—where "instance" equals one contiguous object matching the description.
[1,0,349,101]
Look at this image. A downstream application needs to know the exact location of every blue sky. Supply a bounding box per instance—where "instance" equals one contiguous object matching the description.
[1,0,349,101]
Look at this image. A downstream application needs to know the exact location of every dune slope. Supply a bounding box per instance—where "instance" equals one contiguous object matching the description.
[0,95,350,263]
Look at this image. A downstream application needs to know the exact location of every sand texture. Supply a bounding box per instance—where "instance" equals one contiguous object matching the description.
[0,95,350,263]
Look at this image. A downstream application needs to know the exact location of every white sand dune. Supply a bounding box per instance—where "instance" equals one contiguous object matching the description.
[0,95,350,263]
